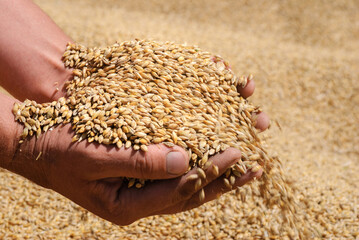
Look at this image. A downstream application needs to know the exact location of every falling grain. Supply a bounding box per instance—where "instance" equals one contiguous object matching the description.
[12,39,308,238]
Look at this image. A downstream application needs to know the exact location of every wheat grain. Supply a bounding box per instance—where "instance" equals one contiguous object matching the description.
[12,39,308,238]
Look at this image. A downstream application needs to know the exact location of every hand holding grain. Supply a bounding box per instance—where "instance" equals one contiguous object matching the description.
[0,0,270,225]
[5,78,268,225]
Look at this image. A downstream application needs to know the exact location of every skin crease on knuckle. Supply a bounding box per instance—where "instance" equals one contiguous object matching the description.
[132,150,154,179]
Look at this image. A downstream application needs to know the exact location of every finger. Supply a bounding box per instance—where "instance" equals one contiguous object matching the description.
[75,141,189,180]
[154,167,263,215]
[252,112,270,131]
[87,148,241,225]
[184,167,263,210]
[43,124,187,180]
[235,78,270,131]
[238,79,255,98]
[144,148,242,216]
[170,148,241,203]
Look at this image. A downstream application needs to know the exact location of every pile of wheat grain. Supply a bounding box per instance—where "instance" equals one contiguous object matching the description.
[12,39,310,238]
[1,0,358,239]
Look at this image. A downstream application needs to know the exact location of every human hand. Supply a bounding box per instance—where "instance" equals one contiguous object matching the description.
[6,78,269,225]
[0,0,271,225]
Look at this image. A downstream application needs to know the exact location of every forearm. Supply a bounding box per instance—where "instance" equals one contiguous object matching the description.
[0,0,73,102]
[0,92,22,169]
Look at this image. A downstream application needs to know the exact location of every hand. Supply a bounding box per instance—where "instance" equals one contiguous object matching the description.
[6,78,269,225]
[0,0,270,225]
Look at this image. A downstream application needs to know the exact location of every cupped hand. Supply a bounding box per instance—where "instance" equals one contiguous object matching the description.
[0,0,270,226]
[9,78,269,225]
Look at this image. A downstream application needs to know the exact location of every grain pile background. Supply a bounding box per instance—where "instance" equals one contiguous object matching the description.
[0,0,358,239]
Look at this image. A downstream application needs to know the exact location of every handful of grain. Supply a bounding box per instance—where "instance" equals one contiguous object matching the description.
[12,39,308,237]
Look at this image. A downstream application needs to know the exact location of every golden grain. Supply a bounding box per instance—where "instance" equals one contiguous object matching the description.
[12,39,304,237]
[186,174,199,181]
[196,168,206,180]
[199,188,205,202]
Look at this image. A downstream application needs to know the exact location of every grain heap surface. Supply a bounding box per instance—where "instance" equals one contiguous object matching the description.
[1,0,358,239]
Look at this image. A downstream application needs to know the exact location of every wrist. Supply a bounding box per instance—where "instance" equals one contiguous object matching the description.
[0,94,23,169]
[0,93,50,188]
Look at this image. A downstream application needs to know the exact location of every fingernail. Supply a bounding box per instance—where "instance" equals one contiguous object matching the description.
[166,151,187,175]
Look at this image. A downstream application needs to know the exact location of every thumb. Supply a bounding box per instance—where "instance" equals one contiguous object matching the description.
[88,143,189,180]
